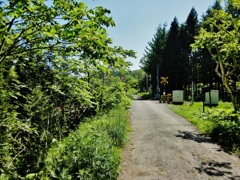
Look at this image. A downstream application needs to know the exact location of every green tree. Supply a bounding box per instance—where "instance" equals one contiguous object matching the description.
[163,17,181,92]
[192,2,240,111]
[0,0,135,178]
[129,69,146,92]
[178,8,200,97]
[186,8,199,85]
[140,24,167,95]
[226,0,240,17]
[198,1,223,92]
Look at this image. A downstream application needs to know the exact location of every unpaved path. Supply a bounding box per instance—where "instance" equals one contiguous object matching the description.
[118,100,240,180]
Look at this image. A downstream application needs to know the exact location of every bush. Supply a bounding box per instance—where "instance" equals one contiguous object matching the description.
[44,128,119,179]
[198,110,240,151]
[92,83,132,111]
[40,106,130,180]
[137,92,152,99]
[170,102,240,155]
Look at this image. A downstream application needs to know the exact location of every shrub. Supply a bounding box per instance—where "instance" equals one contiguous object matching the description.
[137,92,152,99]
[198,110,240,151]
[171,102,240,154]
[44,128,119,179]
[40,106,130,180]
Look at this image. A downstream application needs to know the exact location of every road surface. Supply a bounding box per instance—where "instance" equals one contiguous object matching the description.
[118,100,240,180]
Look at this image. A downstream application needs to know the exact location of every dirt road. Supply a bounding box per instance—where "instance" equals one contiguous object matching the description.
[118,100,240,180]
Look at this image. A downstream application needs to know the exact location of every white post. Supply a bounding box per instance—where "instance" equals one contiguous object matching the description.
[157,64,159,94]
[146,74,148,91]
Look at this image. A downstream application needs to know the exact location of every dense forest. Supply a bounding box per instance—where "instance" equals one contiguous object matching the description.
[140,0,240,111]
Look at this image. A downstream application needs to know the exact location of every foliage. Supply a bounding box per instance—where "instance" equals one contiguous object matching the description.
[140,8,202,97]
[90,75,132,111]
[42,105,130,180]
[170,102,240,155]
[128,69,146,87]
[140,1,239,105]
[0,0,135,178]
[197,109,240,150]
[121,69,146,93]
[137,92,152,100]
[140,24,167,95]
[191,1,240,111]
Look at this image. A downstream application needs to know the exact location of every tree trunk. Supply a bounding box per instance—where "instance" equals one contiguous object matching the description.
[222,79,239,112]
[216,61,239,112]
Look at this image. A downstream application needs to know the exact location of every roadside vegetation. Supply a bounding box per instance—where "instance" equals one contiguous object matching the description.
[1,0,239,179]
[137,92,152,100]
[41,106,130,180]
[170,102,240,156]
[0,0,134,179]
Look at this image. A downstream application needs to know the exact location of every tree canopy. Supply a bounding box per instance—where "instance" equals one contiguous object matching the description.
[0,0,135,178]
[140,8,199,98]
[191,1,240,111]
[140,1,239,110]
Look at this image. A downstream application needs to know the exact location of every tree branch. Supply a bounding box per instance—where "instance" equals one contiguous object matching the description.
[0,17,16,54]
[215,60,222,78]
[226,58,238,77]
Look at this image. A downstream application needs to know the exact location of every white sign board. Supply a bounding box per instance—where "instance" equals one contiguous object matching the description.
[205,90,219,105]
[172,90,184,104]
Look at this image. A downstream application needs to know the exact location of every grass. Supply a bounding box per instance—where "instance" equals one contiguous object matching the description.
[170,101,240,155]
[35,105,131,180]
[170,102,232,133]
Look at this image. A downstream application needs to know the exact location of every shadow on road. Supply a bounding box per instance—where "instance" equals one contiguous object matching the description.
[195,160,238,178]
[176,131,240,179]
[176,130,212,143]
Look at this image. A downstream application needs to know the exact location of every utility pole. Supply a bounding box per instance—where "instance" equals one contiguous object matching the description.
[156,64,160,99]
[157,64,159,93]
[146,74,148,92]
[190,81,194,105]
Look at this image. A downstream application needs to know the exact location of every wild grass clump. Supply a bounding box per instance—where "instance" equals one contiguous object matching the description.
[170,102,240,155]
[40,105,130,180]
[137,92,152,99]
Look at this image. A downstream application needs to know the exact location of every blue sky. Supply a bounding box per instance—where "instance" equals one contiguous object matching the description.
[82,0,217,70]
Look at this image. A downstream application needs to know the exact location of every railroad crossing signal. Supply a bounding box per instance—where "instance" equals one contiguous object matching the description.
[160,77,168,84]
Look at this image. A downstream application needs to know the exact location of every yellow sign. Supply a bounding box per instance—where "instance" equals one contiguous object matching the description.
[160,77,168,84]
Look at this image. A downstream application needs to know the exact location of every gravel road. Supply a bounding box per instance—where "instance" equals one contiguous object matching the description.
[118,100,240,180]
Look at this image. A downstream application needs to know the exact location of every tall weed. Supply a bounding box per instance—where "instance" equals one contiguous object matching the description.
[41,105,130,180]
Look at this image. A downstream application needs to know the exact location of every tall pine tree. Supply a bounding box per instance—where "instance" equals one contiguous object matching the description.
[140,24,167,95]
[162,17,181,92]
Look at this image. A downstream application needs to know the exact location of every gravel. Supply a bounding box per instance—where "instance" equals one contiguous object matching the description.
[118,100,240,180]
